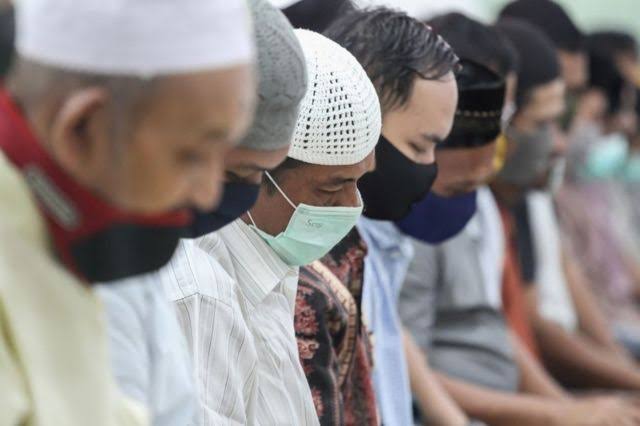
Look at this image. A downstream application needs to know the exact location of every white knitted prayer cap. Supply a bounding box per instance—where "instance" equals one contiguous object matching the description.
[291,29,381,166]
[15,0,254,77]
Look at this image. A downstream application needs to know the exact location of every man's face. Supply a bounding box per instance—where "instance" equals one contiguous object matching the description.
[247,151,375,236]
[381,73,458,165]
[508,78,567,187]
[51,65,256,215]
[616,52,640,87]
[431,142,497,197]
[558,50,587,92]
[605,83,638,139]
[511,78,566,135]
[532,122,568,189]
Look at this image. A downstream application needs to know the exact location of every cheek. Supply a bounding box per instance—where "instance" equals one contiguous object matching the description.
[465,149,497,182]
[122,142,192,211]
[337,185,361,208]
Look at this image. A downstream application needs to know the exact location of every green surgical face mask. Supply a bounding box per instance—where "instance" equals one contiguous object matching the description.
[248,172,363,266]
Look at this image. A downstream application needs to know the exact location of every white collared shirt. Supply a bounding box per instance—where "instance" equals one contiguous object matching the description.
[526,190,578,331]
[163,220,319,425]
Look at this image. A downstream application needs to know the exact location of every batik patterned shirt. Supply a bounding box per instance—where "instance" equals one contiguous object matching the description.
[295,229,378,425]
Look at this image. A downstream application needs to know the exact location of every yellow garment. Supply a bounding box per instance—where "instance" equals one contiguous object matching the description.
[0,152,148,426]
[492,133,508,174]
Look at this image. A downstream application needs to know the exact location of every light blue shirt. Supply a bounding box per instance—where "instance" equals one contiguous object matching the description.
[97,274,195,426]
[358,217,414,426]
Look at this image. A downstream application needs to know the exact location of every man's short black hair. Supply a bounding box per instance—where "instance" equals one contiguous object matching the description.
[427,12,518,78]
[324,7,459,113]
[282,0,355,34]
[588,31,637,61]
[499,0,584,53]
[587,33,629,114]
[495,19,560,108]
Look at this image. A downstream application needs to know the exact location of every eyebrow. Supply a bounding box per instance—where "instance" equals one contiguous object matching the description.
[324,176,356,186]
[421,133,445,145]
[202,127,231,142]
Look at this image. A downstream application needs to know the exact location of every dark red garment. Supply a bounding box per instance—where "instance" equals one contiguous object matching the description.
[499,204,540,358]
[0,90,190,282]
[295,228,378,426]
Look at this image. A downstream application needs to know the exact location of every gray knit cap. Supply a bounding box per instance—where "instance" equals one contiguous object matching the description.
[241,0,307,150]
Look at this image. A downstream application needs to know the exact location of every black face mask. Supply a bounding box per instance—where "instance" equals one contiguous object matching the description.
[358,135,439,221]
[0,91,194,283]
[188,181,260,238]
[0,6,14,79]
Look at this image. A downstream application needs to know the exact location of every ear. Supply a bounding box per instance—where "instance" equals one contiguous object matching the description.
[49,87,110,186]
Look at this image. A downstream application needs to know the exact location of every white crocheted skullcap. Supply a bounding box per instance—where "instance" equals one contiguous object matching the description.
[291,29,381,166]
[240,0,307,151]
[15,0,254,77]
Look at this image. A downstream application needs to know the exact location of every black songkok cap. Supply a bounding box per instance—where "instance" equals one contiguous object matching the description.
[439,59,506,149]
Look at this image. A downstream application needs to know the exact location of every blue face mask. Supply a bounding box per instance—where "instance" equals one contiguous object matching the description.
[582,133,629,180]
[248,172,363,266]
[395,191,477,244]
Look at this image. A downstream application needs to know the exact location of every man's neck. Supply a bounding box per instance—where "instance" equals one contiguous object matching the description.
[489,180,524,207]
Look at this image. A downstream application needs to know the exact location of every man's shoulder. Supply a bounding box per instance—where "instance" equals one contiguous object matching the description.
[162,239,237,304]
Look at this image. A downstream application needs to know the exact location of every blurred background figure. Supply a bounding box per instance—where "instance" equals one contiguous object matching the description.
[556,29,640,365]
[499,0,587,93]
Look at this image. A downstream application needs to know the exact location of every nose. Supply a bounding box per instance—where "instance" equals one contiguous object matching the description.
[190,161,225,212]
[243,171,264,185]
[416,145,437,165]
[338,184,362,208]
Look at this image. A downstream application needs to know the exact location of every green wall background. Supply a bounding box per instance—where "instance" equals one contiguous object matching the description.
[482,0,640,41]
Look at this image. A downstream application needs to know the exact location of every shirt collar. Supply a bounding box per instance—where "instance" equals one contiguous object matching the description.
[217,219,296,307]
[0,151,48,251]
[357,217,411,251]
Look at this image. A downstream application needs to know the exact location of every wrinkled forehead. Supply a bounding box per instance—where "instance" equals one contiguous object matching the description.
[396,74,458,135]
[280,153,375,185]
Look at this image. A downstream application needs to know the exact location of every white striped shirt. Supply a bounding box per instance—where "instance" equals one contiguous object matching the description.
[163,219,319,425]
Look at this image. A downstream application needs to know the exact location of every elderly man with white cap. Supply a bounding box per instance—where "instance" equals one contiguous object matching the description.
[159,29,381,425]
[96,0,307,424]
[0,0,255,424]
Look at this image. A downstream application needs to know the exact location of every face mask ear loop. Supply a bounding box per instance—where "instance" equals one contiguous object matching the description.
[264,171,297,210]
[246,210,258,227]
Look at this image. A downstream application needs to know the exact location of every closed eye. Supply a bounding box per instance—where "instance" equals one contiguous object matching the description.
[178,149,206,165]
[320,186,342,194]
[409,142,428,155]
